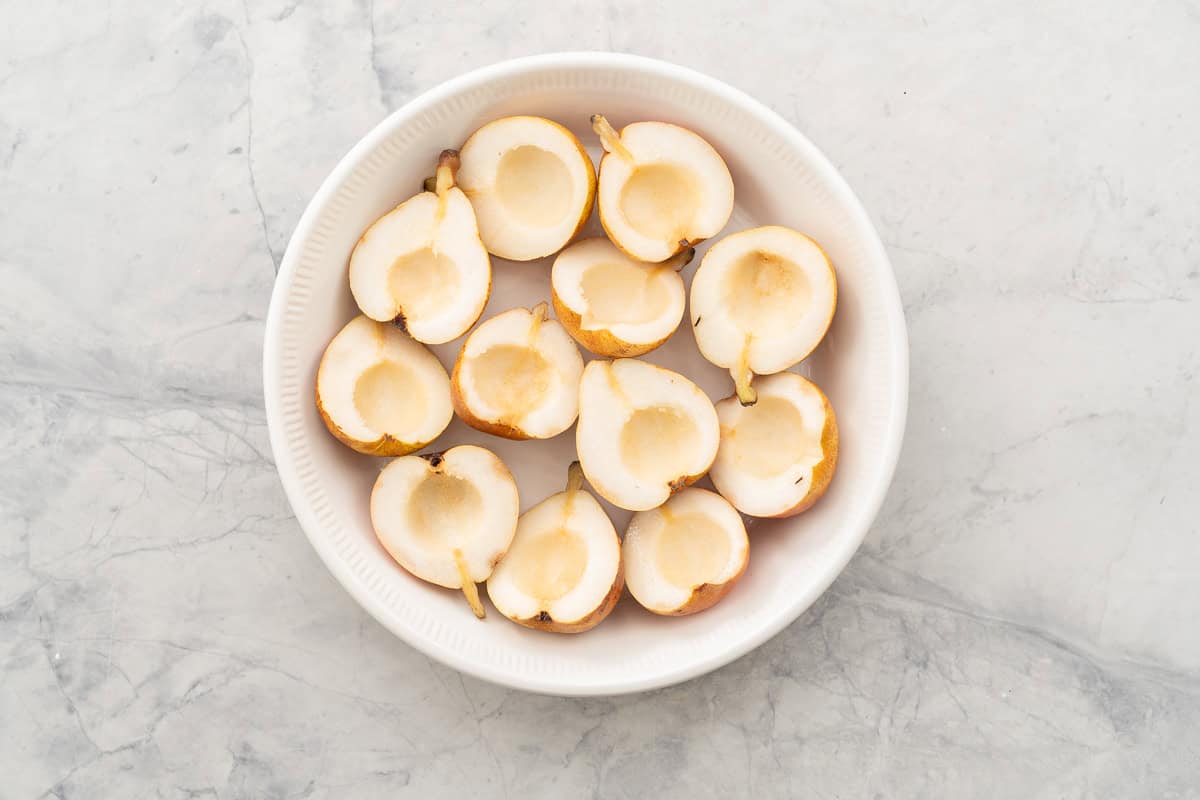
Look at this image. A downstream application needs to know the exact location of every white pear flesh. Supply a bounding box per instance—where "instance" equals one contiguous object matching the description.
[576,358,720,512]
[315,315,453,456]
[370,445,520,617]
[456,116,596,261]
[623,488,748,616]
[551,237,688,357]
[486,465,623,633]
[592,115,734,263]
[690,225,837,404]
[710,372,838,518]
[349,151,491,344]
[451,304,583,440]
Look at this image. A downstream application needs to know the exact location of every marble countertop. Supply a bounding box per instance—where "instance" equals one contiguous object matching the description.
[3,2,1198,797]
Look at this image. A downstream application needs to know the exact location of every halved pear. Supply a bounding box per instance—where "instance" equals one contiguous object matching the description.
[623,488,748,616]
[349,150,491,344]
[551,237,690,357]
[486,463,623,633]
[451,302,583,440]
[371,445,520,618]
[315,315,453,456]
[576,358,719,512]
[690,225,837,405]
[591,114,734,264]
[710,372,838,518]
[456,116,596,261]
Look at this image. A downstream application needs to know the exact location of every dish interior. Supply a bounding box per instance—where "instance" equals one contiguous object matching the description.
[266,55,905,694]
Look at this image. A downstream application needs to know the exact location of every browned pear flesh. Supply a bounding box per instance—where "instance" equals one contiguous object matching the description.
[710,372,839,518]
[450,302,583,440]
[623,488,748,616]
[591,114,734,264]
[486,463,623,633]
[315,315,452,456]
[690,226,837,406]
[551,237,692,358]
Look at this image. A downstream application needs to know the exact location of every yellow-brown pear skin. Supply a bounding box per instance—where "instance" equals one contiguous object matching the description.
[764,391,839,518]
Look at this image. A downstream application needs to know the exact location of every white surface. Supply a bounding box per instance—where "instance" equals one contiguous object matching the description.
[2,1,1199,797]
[263,53,908,694]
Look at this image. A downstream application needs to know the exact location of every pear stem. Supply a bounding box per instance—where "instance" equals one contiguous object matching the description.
[732,348,758,406]
[658,247,696,272]
[527,301,549,343]
[565,461,585,494]
[453,548,485,619]
[434,149,460,196]
[590,114,634,163]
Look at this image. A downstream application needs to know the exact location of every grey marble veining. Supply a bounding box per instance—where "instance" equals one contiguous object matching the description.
[1,1,1198,798]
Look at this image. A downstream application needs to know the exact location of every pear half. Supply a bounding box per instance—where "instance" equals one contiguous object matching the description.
[451,302,583,440]
[710,372,838,518]
[576,358,720,512]
[349,150,491,344]
[690,226,837,405]
[623,488,748,616]
[315,315,453,456]
[591,114,734,264]
[371,445,520,618]
[551,237,690,357]
[487,463,623,633]
[456,116,596,261]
